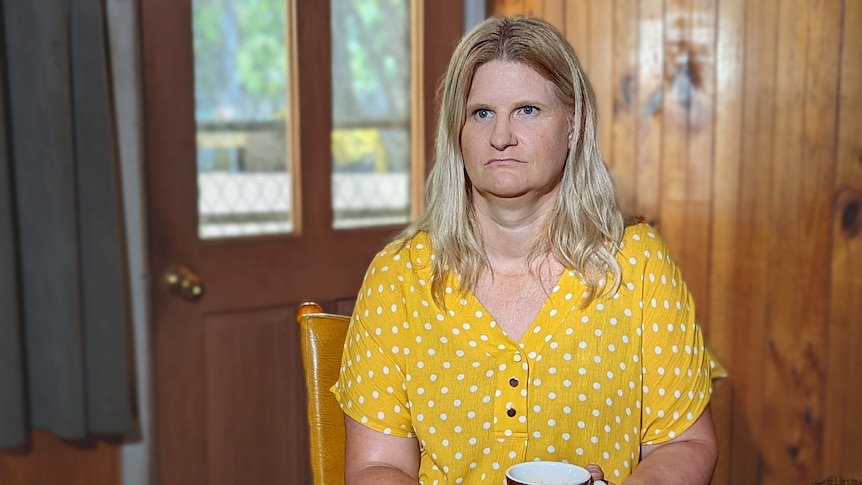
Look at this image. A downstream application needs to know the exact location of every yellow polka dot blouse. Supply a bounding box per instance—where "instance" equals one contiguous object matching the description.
[332,223,713,484]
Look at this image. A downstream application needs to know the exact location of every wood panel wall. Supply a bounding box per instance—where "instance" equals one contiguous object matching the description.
[0,432,119,484]
[488,1,862,484]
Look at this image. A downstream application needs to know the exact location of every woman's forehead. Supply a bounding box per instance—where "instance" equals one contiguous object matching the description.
[466,61,565,107]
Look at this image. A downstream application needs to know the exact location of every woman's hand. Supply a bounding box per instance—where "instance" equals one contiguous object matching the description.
[586,463,613,485]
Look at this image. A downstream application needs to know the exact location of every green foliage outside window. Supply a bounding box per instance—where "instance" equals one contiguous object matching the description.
[193,0,288,121]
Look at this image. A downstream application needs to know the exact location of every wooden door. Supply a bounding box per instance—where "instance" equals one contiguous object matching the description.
[139,1,462,483]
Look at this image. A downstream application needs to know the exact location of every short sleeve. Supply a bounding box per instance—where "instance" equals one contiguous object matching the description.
[635,228,712,445]
[330,248,416,438]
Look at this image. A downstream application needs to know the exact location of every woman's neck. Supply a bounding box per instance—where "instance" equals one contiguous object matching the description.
[472,192,556,271]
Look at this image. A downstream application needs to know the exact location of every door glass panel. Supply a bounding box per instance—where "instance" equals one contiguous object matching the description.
[193,0,294,238]
[331,0,412,229]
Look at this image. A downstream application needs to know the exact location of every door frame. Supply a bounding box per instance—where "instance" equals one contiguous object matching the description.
[139,1,465,483]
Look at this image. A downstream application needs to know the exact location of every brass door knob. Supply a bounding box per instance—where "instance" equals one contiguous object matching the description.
[165,266,204,300]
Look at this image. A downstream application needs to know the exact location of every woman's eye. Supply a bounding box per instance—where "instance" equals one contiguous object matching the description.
[521,106,537,115]
[475,109,491,119]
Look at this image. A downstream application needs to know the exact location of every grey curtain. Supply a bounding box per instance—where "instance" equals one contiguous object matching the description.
[0,0,133,448]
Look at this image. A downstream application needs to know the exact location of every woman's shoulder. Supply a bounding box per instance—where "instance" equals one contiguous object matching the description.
[618,222,679,267]
[621,221,669,249]
[372,231,434,268]
[359,231,433,294]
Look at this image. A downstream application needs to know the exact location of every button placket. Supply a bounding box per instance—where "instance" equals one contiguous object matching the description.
[495,350,529,437]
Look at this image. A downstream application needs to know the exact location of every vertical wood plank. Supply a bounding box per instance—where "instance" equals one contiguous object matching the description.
[491,0,526,17]
[524,0,543,17]
[588,2,614,162]
[565,1,590,66]
[610,0,639,215]
[825,0,862,478]
[796,1,844,480]
[708,0,747,482]
[710,378,734,485]
[761,1,812,480]
[729,0,779,482]
[635,0,664,224]
[708,0,744,393]
[681,0,716,314]
[542,0,565,33]
[658,0,689,247]
[800,2,844,476]
[762,1,841,482]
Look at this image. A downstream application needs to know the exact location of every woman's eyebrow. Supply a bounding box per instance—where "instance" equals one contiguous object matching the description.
[465,102,491,112]
[466,99,548,111]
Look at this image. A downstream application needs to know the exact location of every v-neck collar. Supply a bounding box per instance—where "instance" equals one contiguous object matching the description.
[448,269,585,351]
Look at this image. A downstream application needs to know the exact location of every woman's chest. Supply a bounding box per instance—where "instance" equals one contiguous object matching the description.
[401,307,646,473]
[398,299,646,405]
[472,274,552,341]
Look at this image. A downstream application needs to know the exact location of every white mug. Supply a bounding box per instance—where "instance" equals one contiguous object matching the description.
[505,461,608,485]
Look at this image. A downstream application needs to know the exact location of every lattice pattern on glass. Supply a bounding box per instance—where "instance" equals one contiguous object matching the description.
[331,0,413,229]
[193,0,293,238]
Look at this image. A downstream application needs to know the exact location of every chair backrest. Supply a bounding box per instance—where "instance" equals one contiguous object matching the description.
[296,302,351,485]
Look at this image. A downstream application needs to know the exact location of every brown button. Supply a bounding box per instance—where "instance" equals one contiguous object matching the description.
[509,378,519,387]
[507,408,516,417]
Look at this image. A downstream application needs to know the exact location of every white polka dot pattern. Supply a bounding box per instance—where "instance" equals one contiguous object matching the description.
[332,224,713,484]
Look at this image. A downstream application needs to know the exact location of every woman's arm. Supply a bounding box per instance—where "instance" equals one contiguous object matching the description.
[624,407,717,485]
[344,415,421,485]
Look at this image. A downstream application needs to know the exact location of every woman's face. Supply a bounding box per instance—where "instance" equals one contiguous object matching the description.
[460,60,573,202]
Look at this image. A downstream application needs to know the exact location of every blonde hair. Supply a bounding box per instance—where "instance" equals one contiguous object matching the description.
[396,16,624,308]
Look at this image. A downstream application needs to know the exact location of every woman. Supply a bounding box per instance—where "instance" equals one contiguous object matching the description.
[333,16,717,484]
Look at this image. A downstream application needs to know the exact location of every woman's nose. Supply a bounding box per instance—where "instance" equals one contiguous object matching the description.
[490,118,516,150]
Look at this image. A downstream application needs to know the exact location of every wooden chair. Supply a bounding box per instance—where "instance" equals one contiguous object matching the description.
[296,302,351,485]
